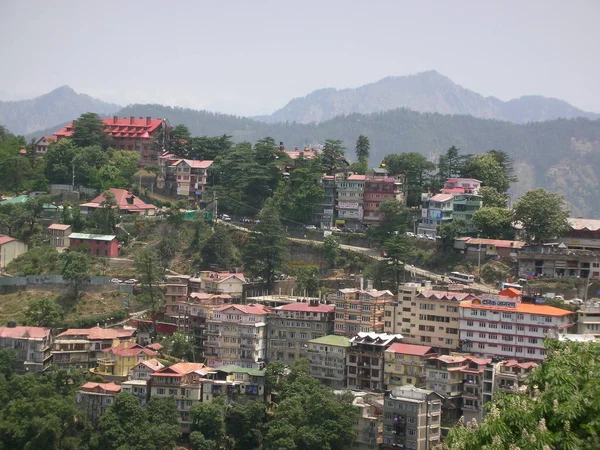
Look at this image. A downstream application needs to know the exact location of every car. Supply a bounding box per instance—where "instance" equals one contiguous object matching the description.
[405,232,415,237]
[110,278,121,284]
[304,225,317,230]
[221,214,232,221]
[124,279,138,284]
[416,234,426,239]
[426,235,436,241]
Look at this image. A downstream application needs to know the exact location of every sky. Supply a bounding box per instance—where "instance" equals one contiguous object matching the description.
[1,0,599,116]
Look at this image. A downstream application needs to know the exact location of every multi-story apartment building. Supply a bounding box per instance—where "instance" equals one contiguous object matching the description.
[451,193,483,234]
[186,292,234,354]
[347,332,402,392]
[384,343,437,389]
[91,341,159,381]
[362,169,404,224]
[150,362,213,433]
[47,224,72,249]
[121,359,164,406]
[55,116,169,166]
[205,304,270,368]
[0,326,53,373]
[316,175,336,228]
[333,288,396,337]
[397,290,474,352]
[160,158,213,206]
[458,356,491,423]
[418,193,454,237]
[308,334,350,389]
[163,275,191,328]
[517,245,600,279]
[199,365,266,404]
[349,391,384,450]
[382,385,443,450]
[53,326,135,370]
[76,382,121,423]
[268,300,334,365]
[577,300,600,336]
[459,294,574,361]
[383,283,427,335]
[336,174,365,230]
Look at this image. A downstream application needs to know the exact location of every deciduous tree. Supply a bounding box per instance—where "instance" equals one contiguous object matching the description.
[472,207,515,239]
[134,247,163,339]
[60,251,91,297]
[24,297,64,328]
[513,189,570,243]
[461,153,510,193]
[294,266,320,296]
[322,235,341,268]
[366,199,408,245]
[71,112,111,149]
[437,218,468,249]
[479,186,508,208]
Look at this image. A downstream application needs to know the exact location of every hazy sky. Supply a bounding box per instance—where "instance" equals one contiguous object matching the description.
[1,0,599,116]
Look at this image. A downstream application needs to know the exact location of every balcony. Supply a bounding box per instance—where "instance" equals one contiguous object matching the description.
[462,389,479,399]
[462,404,479,411]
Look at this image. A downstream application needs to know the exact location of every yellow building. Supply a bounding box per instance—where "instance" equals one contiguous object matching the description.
[384,343,437,389]
[93,342,159,381]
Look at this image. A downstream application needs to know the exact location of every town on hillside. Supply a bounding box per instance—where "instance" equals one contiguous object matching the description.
[1,112,600,450]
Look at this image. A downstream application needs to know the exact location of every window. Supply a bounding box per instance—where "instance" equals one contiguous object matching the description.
[529,327,538,333]
[527,348,536,355]
[517,325,525,331]
[467,321,474,327]
[545,316,553,323]
[517,314,524,320]
[502,313,513,319]
[407,429,417,437]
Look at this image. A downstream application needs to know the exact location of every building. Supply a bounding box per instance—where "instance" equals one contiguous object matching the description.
[384,343,437,389]
[517,244,600,279]
[186,292,234,355]
[54,116,169,166]
[383,283,428,335]
[559,217,600,251]
[200,365,266,404]
[80,188,157,216]
[362,169,404,224]
[0,235,28,269]
[315,175,336,228]
[459,294,574,361]
[33,135,57,155]
[398,290,474,351]
[48,223,72,248]
[482,359,537,409]
[347,332,403,392]
[308,334,351,389]
[458,356,491,423]
[577,300,600,336]
[156,154,213,206]
[205,304,270,368]
[91,341,159,381]
[68,232,119,257]
[52,326,135,370]
[76,382,121,423]
[347,391,384,450]
[0,326,53,373]
[121,359,164,406]
[382,385,443,450]
[199,271,247,300]
[335,174,365,230]
[418,193,454,237]
[454,237,526,261]
[268,300,334,365]
[150,362,213,433]
[333,288,397,337]
[163,275,191,328]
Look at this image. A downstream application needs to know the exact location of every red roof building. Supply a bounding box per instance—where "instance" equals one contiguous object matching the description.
[77,382,122,422]
[54,116,169,166]
[79,188,157,216]
[0,326,53,373]
[157,155,214,206]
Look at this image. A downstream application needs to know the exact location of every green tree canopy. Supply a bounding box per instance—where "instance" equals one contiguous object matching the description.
[513,189,570,243]
[24,297,64,328]
[355,135,370,162]
[366,199,408,245]
[320,139,348,175]
[134,247,163,338]
[200,224,240,270]
[383,152,436,206]
[438,218,468,249]
[294,266,320,296]
[322,235,341,268]
[479,186,509,208]
[472,207,515,239]
[461,152,511,193]
[71,112,111,149]
[60,251,91,297]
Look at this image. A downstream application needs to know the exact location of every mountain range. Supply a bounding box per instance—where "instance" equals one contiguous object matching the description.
[0,86,120,135]
[255,70,600,124]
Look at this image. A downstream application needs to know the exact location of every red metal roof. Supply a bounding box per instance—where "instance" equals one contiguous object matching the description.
[152,362,212,377]
[102,341,158,357]
[347,174,366,181]
[277,302,334,313]
[460,300,573,317]
[214,303,270,315]
[58,326,135,340]
[80,382,121,393]
[83,188,156,212]
[0,235,17,246]
[0,326,50,339]
[48,224,71,231]
[386,343,434,356]
[54,117,163,140]
[504,360,538,369]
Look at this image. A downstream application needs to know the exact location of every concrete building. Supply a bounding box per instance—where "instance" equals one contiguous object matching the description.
[458,356,491,423]
[382,385,442,450]
[347,391,384,450]
[68,233,119,258]
[383,283,428,336]
[52,326,135,370]
[205,304,270,368]
[0,326,53,373]
[76,382,121,423]
[453,237,526,261]
[268,300,334,365]
[517,245,600,279]
[559,217,600,251]
[91,342,159,382]
[362,169,404,225]
[200,365,266,404]
[384,343,437,389]
[163,275,191,328]
[315,175,336,228]
[308,334,351,389]
[0,235,28,269]
[347,332,403,392]
[418,193,454,237]
[121,359,164,406]
[335,174,365,230]
[186,292,234,356]
[199,271,246,300]
[459,294,574,361]
[159,157,213,206]
[80,188,157,216]
[333,288,396,337]
[577,300,600,336]
[48,223,72,249]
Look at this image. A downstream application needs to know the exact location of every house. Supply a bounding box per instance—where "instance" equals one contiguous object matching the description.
[200,365,266,404]
[268,300,334,365]
[346,332,403,392]
[205,304,270,369]
[308,334,351,389]
[199,271,246,300]
[459,294,574,361]
[150,362,213,433]
[91,341,159,381]
[52,326,135,370]
[362,169,404,224]
[68,232,119,257]
[120,359,164,406]
[54,116,169,166]
[332,288,397,337]
[454,237,526,260]
[0,326,53,373]
[34,135,56,154]
[76,382,121,423]
[48,223,72,248]
[0,235,28,269]
[382,385,443,450]
[80,188,157,216]
[335,174,365,230]
[158,155,213,206]
[482,359,538,415]
[384,343,437,389]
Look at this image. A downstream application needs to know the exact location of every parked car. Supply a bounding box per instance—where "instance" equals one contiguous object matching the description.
[110,278,121,284]
[416,234,426,239]
[304,225,317,230]
[221,214,232,221]
[124,279,138,284]
[405,232,415,237]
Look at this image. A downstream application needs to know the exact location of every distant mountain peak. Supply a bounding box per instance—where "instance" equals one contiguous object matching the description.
[257,71,599,124]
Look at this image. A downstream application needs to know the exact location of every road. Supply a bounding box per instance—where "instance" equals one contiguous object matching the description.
[221,220,497,294]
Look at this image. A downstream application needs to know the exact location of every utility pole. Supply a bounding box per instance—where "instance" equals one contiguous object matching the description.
[72,164,75,190]
[213,191,218,227]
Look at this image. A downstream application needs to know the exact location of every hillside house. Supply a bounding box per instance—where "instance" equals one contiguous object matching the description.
[68,232,119,257]
[80,188,156,216]
[0,235,28,269]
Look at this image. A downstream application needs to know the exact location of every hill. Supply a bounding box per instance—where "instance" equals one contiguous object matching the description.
[27,103,600,217]
[256,70,600,125]
[0,86,121,135]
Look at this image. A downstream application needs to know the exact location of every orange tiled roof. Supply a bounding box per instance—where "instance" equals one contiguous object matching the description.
[460,300,573,317]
